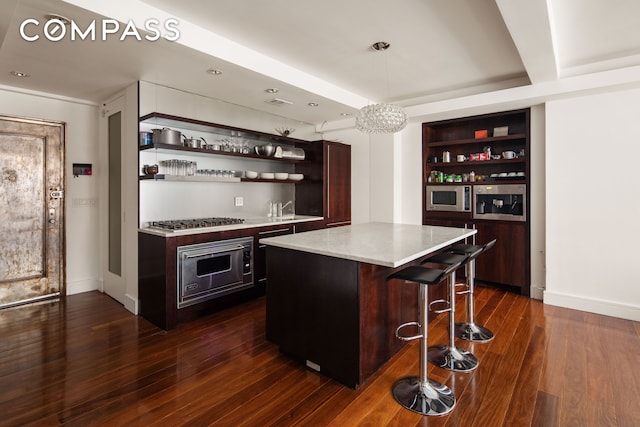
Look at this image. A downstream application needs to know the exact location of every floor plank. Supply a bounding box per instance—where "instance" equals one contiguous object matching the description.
[0,287,638,426]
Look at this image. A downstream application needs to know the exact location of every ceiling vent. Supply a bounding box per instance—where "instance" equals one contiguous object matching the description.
[265,98,294,106]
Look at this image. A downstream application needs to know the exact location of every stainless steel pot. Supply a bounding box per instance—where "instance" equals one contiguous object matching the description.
[152,128,183,145]
[184,137,207,149]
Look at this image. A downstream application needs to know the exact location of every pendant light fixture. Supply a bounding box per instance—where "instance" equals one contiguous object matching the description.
[355,41,408,134]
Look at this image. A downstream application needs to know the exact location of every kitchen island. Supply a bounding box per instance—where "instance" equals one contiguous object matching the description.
[260,222,476,388]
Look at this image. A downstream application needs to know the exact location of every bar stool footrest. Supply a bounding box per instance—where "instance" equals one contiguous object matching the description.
[392,376,456,416]
[395,321,423,342]
[428,298,451,314]
[454,281,471,295]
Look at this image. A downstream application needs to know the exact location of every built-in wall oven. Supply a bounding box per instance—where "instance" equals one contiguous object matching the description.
[426,185,472,212]
[177,236,253,309]
[474,184,526,222]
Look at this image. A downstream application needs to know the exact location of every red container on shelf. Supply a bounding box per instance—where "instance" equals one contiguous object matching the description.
[470,153,490,161]
[474,130,488,139]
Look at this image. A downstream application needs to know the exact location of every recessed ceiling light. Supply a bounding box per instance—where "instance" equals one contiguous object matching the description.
[44,13,71,25]
[265,88,279,94]
[340,112,351,116]
[308,102,319,107]
[206,68,222,75]
[10,71,29,78]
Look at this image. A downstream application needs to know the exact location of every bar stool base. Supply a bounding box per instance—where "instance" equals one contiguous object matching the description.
[392,376,456,416]
[455,322,494,343]
[428,345,478,372]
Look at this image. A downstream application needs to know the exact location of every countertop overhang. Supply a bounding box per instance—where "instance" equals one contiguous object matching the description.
[259,222,477,268]
[138,215,324,237]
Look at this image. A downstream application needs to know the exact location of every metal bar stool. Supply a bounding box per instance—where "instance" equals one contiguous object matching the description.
[387,256,467,416]
[421,251,478,372]
[448,239,497,342]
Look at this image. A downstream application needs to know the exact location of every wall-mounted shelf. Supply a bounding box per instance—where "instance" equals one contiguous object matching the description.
[427,134,527,147]
[431,158,525,167]
[140,174,241,182]
[139,112,315,147]
[139,143,309,163]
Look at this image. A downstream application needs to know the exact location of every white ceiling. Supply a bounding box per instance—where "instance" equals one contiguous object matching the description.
[0,0,639,127]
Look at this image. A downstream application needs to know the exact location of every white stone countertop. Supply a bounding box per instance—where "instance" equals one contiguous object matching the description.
[259,222,477,268]
[138,215,324,237]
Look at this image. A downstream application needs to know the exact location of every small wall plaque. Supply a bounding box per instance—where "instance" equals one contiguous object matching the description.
[73,163,92,177]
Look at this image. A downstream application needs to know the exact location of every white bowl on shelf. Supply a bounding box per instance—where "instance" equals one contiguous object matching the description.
[289,173,304,181]
[245,170,258,179]
[260,172,275,179]
[274,172,289,180]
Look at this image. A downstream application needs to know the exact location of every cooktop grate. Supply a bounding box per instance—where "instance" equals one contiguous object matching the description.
[149,217,245,230]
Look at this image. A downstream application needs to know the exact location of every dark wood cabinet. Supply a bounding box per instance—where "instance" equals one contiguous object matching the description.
[473,221,527,289]
[253,225,294,289]
[422,109,530,295]
[265,246,416,388]
[325,141,351,227]
[295,140,351,228]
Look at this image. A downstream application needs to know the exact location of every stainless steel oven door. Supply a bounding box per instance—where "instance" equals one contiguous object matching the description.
[177,238,251,308]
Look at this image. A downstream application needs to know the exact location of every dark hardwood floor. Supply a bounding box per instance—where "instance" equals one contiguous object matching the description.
[1,286,639,426]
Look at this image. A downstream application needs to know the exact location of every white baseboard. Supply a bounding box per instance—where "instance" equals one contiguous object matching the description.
[66,278,99,295]
[543,290,640,322]
[124,293,138,315]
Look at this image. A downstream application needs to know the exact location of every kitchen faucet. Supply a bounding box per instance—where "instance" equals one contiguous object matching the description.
[269,200,294,218]
[278,200,293,218]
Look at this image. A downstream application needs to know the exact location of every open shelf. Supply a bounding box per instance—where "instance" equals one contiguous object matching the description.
[139,143,309,163]
[139,112,314,146]
[139,174,241,182]
[427,133,527,147]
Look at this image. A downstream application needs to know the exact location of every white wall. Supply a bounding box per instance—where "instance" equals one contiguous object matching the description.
[0,86,100,296]
[544,88,640,321]
[398,123,424,225]
[529,105,546,300]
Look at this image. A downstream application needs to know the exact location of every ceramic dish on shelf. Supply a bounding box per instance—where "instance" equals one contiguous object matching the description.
[498,173,508,178]
[289,173,304,181]
[516,172,525,177]
[260,172,275,179]
[245,170,258,179]
[274,172,289,180]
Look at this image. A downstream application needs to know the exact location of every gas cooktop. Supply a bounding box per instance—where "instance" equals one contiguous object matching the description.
[149,217,245,230]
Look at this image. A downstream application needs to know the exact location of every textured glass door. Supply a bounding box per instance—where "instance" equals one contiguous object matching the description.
[100,97,126,304]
